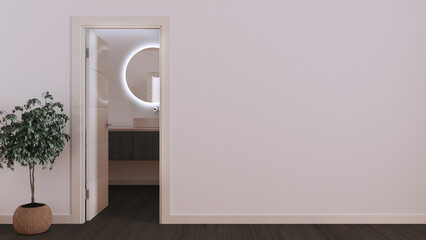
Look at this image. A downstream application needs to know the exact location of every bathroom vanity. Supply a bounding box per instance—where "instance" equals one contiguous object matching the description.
[108,127,159,185]
[109,128,159,160]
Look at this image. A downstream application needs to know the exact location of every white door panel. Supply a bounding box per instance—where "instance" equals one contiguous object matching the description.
[87,108,108,144]
[86,175,109,220]
[87,141,108,183]
[86,30,109,221]
[88,71,109,108]
[88,31,109,75]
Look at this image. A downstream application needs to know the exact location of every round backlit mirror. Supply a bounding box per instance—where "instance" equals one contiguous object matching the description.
[125,47,160,103]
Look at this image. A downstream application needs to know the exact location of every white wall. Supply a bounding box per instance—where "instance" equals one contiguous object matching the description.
[91,29,160,127]
[1,0,426,222]
[109,161,159,185]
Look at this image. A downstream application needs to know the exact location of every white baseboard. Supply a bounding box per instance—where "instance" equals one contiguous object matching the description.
[163,214,426,224]
[0,215,12,224]
[109,178,159,185]
[0,214,72,224]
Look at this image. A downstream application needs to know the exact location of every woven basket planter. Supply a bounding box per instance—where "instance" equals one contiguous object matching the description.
[13,203,52,235]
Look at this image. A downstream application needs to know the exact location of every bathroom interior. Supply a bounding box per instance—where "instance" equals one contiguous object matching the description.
[90,28,161,188]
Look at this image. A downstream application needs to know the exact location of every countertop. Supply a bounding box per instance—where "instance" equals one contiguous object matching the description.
[108,127,159,131]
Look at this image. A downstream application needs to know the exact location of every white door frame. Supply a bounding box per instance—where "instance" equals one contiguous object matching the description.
[70,16,170,224]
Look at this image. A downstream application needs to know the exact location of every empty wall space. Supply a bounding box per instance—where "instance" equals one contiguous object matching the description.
[1,0,426,223]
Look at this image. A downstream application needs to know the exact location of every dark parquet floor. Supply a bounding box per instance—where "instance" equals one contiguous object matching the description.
[1,185,426,240]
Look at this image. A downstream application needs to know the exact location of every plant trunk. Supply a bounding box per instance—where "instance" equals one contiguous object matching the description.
[29,164,35,204]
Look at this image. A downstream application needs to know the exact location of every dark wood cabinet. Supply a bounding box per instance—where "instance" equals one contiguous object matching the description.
[109,131,159,161]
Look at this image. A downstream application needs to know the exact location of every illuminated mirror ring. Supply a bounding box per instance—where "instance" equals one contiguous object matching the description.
[123,45,160,105]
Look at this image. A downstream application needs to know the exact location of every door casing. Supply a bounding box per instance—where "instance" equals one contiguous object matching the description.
[71,16,170,224]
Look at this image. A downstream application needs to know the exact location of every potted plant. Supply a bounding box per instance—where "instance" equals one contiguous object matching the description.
[0,92,70,235]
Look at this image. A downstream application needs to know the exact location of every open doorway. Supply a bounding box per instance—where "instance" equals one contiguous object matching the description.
[85,28,161,221]
[71,17,170,224]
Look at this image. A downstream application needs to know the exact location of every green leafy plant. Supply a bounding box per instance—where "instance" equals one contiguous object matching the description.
[0,92,70,205]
